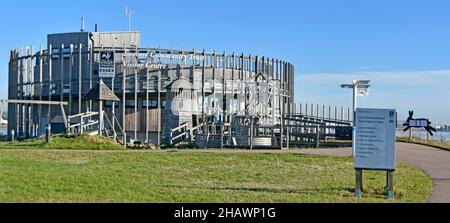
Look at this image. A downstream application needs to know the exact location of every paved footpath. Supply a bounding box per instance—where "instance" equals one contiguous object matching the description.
[296,142,450,203]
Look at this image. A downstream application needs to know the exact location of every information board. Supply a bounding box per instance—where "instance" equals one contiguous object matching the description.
[355,108,396,170]
[99,51,115,78]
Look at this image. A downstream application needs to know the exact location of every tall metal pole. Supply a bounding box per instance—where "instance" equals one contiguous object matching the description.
[30,46,35,137]
[18,47,23,138]
[78,43,82,115]
[60,44,64,102]
[112,46,116,140]
[38,46,43,136]
[212,51,216,121]
[352,82,357,157]
[69,44,73,117]
[122,46,127,146]
[145,50,149,143]
[279,61,284,149]
[48,45,53,131]
[89,39,93,114]
[232,53,236,115]
[240,54,244,115]
[272,58,276,125]
[201,50,205,132]
[134,45,138,140]
[222,51,226,123]
[24,47,29,138]
[157,64,161,146]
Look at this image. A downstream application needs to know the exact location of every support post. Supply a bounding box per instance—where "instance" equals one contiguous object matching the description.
[38,46,43,136]
[316,104,319,117]
[323,105,325,120]
[157,66,161,147]
[201,50,206,134]
[387,171,394,199]
[46,124,51,144]
[8,49,19,141]
[60,44,64,102]
[25,47,29,139]
[99,100,103,136]
[80,114,84,134]
[48,45,53,132]
[316,124,320,148]
[11,130,15,141]
[134,46,138,140]
[352,84,357,157]
[78,43,83,114]
[286,123,290,150]
[250,119,253,150]
[145,53,149,144]
[222,52,226,123]
[220,123,224,149]
[89,41,93,115]
[122,45,127,146]
[355,169,363,198]
[68,44,73,118]
[30,46,35,137]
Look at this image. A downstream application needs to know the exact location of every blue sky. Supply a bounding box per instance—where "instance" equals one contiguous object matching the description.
[1,0,449,124]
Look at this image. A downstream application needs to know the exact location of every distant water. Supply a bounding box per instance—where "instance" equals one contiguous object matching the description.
[397,129,450,141]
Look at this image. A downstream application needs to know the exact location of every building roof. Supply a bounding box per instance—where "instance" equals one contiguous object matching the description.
[82,80,120,101]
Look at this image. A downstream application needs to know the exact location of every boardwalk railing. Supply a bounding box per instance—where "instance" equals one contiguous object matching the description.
[169,122,189,145]
[67,112,99,134]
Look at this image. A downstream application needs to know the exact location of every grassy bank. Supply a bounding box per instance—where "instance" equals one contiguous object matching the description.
[0,134,124,150]
[397,136,450,151]
[0,150,431,203]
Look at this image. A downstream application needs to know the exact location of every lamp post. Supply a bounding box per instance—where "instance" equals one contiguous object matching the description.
[341,80,370,157]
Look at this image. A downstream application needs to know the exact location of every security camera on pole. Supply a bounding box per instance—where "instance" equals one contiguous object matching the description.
[340,80,370,157]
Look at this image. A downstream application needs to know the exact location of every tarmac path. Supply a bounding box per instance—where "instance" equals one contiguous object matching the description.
[296,142,450,203]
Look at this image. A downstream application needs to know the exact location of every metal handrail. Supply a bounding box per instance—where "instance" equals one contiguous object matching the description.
[171,122,188,133]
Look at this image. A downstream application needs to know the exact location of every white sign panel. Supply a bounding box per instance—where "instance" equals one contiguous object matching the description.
[355,108,396,170]
[99,51,115,78]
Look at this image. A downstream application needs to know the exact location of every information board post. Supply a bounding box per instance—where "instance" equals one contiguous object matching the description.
[352,82,357,157]
[355,169,363,198]
[354,108,396,199]
[386,171,394,199]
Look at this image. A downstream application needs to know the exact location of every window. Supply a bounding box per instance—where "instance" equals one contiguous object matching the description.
[105,101,119,108]
[125,100,135,108]
[51,49,59,59]
[63,48,71,58]
[142,100,158,109]
[105,101,112,108]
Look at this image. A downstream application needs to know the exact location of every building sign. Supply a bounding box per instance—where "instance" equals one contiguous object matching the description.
[121,51,207,70]
[99,51,115,78]
[355,108,396,170]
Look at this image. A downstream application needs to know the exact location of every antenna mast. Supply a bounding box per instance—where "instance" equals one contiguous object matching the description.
[125,6,134,32]
[81,17,85,32]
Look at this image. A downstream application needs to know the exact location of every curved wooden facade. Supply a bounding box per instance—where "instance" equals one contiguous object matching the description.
[7,32,295,145]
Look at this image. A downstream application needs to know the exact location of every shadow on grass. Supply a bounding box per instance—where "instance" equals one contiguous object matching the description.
[161,184,354,195]
[160,184,400,200]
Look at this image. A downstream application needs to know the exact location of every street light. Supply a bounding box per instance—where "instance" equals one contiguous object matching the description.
[341,80,371,157]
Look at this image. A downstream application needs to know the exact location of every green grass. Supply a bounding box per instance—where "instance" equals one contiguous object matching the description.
[0,150,431,203]
[0,134,125,150]
[397,136,450,151]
